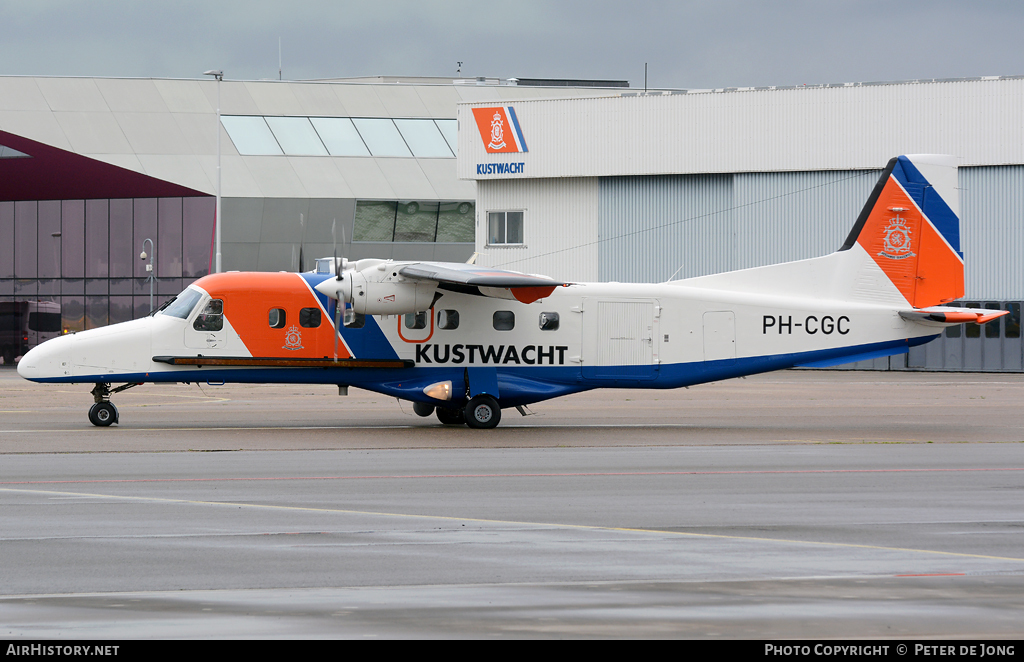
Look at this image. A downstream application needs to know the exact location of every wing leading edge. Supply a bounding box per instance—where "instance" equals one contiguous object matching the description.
[398,262,571,304]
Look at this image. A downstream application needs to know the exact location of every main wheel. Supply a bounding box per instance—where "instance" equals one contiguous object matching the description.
[413,401,435,417]
[464,395,501,429]
[436,406,466,426]
[88,402,118,427]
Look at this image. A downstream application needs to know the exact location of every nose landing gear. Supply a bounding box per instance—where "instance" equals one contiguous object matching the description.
[88,382,142,427]
[88,401,118,427]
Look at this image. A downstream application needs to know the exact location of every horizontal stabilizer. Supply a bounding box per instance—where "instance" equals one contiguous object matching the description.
[899,306,1009,326]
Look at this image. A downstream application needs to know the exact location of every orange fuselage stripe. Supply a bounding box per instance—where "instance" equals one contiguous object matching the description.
[192,272,351,359]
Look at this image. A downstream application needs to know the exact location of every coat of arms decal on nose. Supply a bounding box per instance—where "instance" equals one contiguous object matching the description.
[283,325,304,351]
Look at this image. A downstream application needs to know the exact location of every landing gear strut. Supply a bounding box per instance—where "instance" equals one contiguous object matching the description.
[88,382,142,427]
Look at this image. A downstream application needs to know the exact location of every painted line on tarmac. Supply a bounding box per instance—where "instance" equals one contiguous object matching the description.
[3,466,1024,486]
[2,423,1022,436]
[3,485,1024,565]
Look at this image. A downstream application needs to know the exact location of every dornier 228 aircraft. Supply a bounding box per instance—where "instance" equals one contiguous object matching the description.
[19,154,1009,429]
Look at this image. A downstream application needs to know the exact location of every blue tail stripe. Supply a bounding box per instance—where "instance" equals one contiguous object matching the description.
[893,156,962,256]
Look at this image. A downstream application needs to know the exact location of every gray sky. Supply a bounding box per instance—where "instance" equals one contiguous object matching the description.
[2,0,1023,89]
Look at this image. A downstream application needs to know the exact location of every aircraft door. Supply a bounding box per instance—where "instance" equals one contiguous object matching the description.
[582,299,659,381]
[184,298,226,350]
[702,311,736,364]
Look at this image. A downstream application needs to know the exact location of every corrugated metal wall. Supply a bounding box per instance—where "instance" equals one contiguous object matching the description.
[598,169,881,283]
[460,78,1024,181]
[598,174,733,282]
[476,178,598,281]
[961,166,1024,300]
[597,166,1023,300]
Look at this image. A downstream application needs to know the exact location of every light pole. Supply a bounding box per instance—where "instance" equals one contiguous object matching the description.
[203,69,223,274]
[140,238,155,313]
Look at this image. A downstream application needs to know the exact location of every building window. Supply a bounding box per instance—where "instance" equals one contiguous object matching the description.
[354,200,474,243]
[1005,303,1021,339]
[222,116,457,159]
[487,211,523,246]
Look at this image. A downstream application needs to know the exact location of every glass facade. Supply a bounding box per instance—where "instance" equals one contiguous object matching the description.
[0,197,214,353]
[222,116,456,158]
[354,200,474,243]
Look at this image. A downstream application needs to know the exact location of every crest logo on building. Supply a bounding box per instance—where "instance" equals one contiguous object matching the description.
[488,112,506,150]
[878,211,916,260]
[283,325,304,351]
[472,106,528,154]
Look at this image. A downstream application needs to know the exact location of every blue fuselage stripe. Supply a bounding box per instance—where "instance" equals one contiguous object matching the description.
[38,336,935,408]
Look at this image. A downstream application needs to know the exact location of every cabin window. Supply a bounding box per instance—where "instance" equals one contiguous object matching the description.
[269,308,286,328]
[437,309,459,330]
[487,211,524,246]
[539,312,559,331]
[299,307,321,328]
[193,299,223,331]
[343,305,366,329]
[493,311,515,331]
[405,311,427,329]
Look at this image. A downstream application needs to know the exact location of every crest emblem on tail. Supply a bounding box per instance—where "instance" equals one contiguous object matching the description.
[879,212,916,260]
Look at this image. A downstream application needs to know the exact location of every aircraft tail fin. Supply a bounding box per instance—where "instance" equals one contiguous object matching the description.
[838,154,964,308]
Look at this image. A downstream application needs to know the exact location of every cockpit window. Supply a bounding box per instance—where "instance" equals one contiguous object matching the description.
[159,288,204,319]
[193,299,224,331]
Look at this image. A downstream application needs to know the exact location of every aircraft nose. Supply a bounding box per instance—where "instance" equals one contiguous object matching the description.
[17,334,72,382]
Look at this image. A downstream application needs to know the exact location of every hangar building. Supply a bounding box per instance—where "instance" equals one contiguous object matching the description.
[0,74,623,359]
[458,77,1024,372]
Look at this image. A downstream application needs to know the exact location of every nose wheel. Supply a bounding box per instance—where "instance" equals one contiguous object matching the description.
[87,382,142,427]
[88,401,118,427]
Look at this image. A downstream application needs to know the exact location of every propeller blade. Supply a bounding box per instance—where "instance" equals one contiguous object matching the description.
[334,301,342,361]
[333,219,341,280]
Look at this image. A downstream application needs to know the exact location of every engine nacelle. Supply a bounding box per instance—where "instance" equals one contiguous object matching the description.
[315,267,437,316]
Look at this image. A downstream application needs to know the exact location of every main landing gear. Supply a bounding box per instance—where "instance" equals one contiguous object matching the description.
[464,395,500,429]
[425,396,501,428]
[88,382,142,427]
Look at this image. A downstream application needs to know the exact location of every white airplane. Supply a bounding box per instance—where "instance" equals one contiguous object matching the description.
[19,154,1008,428]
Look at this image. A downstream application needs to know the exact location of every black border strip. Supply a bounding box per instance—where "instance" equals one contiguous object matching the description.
[838,157,898,251]
[152,356,413,369]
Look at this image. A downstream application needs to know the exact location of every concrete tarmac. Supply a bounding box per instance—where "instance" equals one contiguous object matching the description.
[1,368,1023,638]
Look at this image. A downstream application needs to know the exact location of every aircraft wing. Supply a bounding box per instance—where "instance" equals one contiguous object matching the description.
[398,262,571,303]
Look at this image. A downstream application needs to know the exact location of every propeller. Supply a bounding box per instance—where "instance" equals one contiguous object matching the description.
[332,219,342,361]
